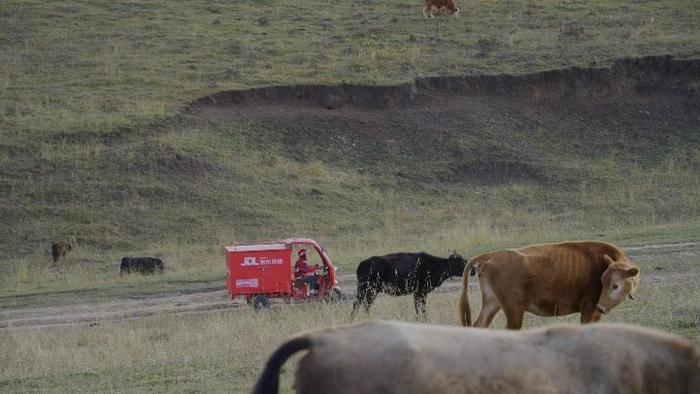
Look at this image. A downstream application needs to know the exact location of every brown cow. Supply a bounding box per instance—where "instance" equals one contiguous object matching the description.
[459,241,640,329]
[51,240,72,263]
[423,0,459,18]
[252,321,699,394]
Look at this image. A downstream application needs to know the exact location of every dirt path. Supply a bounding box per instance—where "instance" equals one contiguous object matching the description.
[1,241,697,329]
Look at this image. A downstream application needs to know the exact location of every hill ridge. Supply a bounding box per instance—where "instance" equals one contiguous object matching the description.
[190,55,699,111]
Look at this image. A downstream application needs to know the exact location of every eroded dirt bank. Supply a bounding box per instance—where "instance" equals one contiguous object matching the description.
[192,56,699,110]
[184,55,700,185]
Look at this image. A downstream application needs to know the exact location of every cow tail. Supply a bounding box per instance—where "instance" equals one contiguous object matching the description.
[252,336,312,394]
[458,260,475,327]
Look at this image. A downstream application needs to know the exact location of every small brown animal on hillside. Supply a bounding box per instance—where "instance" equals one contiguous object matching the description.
[423,0,459,18]
[459,240,640,329]
[252,321,699,394]
[51,240,72,263]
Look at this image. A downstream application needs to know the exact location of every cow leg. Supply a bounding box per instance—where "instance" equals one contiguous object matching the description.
[499,293,526,329]
[501,306,525,329]
[580,300,603,323]
[350,283,377,319]
[580,308,603,323]
[472,275,501,327]
[351,288,365,320]
[473,296,501,328]
[495,286,525,329]
[483,273,526,329]
[351,279,374,320]
[358,286,377,314]
[413,293,427,320]
[351,298,360,320]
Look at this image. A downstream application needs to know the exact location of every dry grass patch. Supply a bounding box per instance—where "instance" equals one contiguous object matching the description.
[2,250,698,392]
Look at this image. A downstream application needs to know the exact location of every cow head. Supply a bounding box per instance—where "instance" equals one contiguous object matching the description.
[596,255,640,314]
[446,0,459,17]
[447,252,468,277]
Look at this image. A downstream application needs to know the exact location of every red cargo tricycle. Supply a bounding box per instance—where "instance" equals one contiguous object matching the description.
[225,238,342,309]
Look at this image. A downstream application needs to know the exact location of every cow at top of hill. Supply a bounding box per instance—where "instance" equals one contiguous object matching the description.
[459,240,640,329]
[423,0,459,18]
[120,257,164,275]
[51,240,72,263]
[351,252,467,319]
[252,321,700,394]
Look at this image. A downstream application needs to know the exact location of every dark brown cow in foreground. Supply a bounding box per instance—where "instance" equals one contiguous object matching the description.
[459,241,640,329]
[423,0,459,18]
[252,321,699,394]
[51,240,72,263]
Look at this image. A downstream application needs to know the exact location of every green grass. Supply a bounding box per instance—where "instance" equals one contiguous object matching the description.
[1,0,699,292]
[1,251,698,393]
[0,1,699,390]
[2,0,699,136]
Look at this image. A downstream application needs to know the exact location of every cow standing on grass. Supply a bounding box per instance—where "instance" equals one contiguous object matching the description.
[423,0,459,18]
[120,257,165,275]
[351,252,467,319]
[459,240,640,329]
[51,240,72,263]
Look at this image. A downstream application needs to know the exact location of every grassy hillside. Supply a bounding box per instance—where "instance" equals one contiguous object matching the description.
[1,1,700,393]
[1,0,700,294]
[3,0,699,136]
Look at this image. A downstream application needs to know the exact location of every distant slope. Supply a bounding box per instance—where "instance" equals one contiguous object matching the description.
[191,56,700,184]
[1,56,698,265]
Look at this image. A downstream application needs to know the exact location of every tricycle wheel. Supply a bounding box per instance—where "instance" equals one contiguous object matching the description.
[250,295,270,310]
[325,287,343,303]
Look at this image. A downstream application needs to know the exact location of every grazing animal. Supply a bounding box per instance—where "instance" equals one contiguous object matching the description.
[120,257,164,275]
[459,241,640,329]
[252,321,700,394]
[351,252,467,319]
[423,0,459,18]
[51,240,72,263]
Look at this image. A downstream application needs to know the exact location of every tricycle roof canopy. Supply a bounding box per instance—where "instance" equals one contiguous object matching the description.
[225,238,324,253]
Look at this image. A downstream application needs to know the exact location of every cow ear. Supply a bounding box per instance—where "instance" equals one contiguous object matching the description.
[626,267,639,277]
[603,255,614,266]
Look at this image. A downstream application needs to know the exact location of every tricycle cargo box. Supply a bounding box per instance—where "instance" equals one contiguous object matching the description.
[225,238,340,306]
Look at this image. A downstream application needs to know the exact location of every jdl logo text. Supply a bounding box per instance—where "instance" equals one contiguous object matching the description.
[241,257,284,266]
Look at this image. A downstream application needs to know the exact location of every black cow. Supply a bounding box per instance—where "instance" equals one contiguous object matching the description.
[120,257,164,275]
[351,252,467,319]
